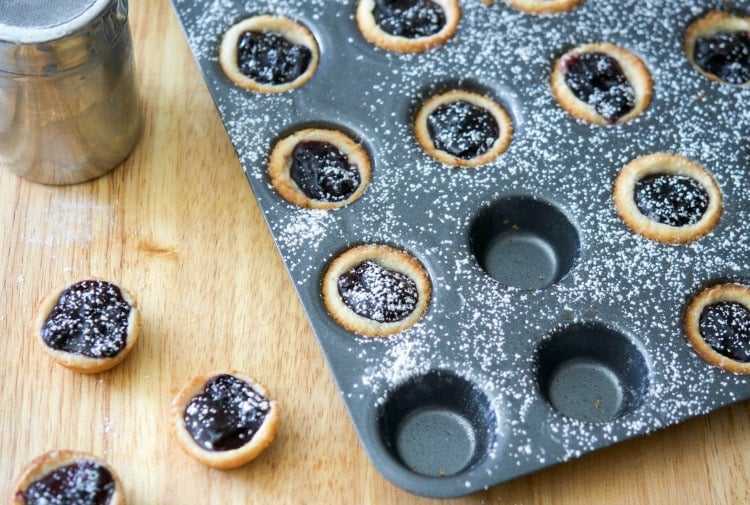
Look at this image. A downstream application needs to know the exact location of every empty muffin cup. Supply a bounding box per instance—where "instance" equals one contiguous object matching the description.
[536,322,650,422]
[470,196,580,289]
[377,369,496,478]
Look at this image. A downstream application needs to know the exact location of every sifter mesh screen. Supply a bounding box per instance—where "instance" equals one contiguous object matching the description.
[0,0,98,30]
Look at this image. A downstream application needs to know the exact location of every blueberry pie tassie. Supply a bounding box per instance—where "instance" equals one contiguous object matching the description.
[685,283,750,374]
[507,0,583,15]
[219,15,319,93]
[356,0,461,53]
[613,153,722,244]
[269,128,372,209]
[322,244,431,337]
[685,10,750,86]
[34,279,140,374]
[551,42,652,125]
[12,450,124,505]
[414,89,513,167]
[171,371,280,469]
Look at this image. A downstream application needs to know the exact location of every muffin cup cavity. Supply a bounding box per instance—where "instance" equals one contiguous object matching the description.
[536,323,650,422]
[377,369,497,478]
[470,196,580,290]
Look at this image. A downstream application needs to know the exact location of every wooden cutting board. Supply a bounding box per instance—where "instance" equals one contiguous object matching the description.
[1,0,749,503]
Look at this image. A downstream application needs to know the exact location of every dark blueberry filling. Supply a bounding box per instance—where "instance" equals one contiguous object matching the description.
[699,301,750,363]
[21,461,115,505]
[41,280,131,359]
[338,260,419,323]
[373,0,446,39]
[184,374,271,452]
[634,173,709,227]
[563,52,636,123]
[427,100,499,159]
[290,140,362,202]
[693,31,750,85]
[236,30,312,85]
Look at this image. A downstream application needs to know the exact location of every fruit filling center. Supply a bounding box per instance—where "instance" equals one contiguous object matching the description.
[290,140,361,201]
[699,301,750,363]
[237,30,312,85]
[41,280,131,359]
[184,374,271,451]
[427,100,499,159]
[338,260,419,323]
[373,0,446,39]
[563,52,636,123]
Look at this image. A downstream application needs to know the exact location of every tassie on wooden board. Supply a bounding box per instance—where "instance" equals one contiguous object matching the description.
[414,89,513,167]
[321,244,432,337]
[171,371,280,469]
[11,451,125,505]
[33,279,141,374]
[684,10,750,86]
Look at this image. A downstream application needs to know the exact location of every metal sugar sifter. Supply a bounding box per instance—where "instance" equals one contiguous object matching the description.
[0,0,142,185]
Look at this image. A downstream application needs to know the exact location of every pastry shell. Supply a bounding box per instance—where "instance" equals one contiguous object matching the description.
[414,89,513,167]
[219,15,319,93]
[551,42,653,125]
[11,450,125,505]
[613,152,722,244]
[322,244,432,337]
[684,284,750,374]
[33,279,140,374]
[356,0,461,53]
[171,371,280,470]
[269,128,372,209]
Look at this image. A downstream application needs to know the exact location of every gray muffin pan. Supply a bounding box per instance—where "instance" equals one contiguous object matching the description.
[171,0,750,498]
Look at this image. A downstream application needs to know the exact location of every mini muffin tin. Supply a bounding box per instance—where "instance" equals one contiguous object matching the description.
[170,0,750,498]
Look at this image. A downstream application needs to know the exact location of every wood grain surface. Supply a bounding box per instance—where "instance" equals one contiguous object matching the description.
[2,0,749,503]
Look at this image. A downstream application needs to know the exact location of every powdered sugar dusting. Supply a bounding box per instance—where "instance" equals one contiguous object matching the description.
[172,0,750,495]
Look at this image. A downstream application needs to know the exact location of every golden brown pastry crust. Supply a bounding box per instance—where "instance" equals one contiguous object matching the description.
[268,128,372,209]
[321,244,432,337]
[507,0,583,15]
[171,371,280,470]
[414,89,513,167]
[684,10,750,86]
[613,153,722,244]
[685,284,750,374]
[11,450,125,505]
[219,15,319,93]
[356,0,461,53]
[551,42,653,125]
[33,279,140,374]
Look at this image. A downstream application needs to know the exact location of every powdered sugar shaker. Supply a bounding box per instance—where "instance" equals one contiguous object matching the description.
[0,0,142,184]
